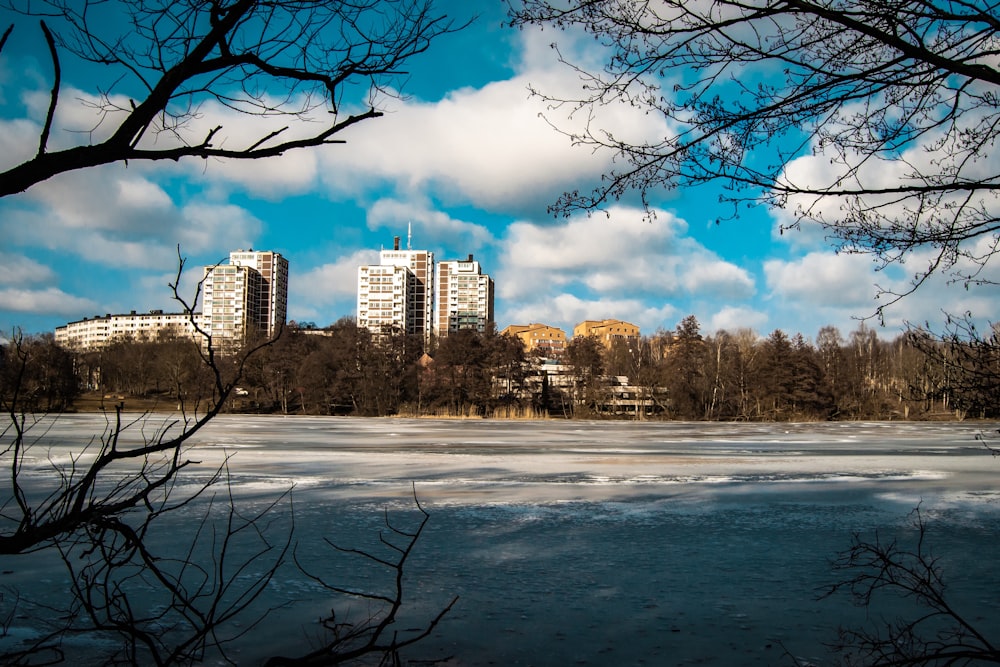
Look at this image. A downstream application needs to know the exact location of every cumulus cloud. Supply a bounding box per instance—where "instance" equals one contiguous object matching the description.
[496,206,755,302]
[367,196,494,251]
[0,118,38,172]
[0,253,55,286]
[0,287,99,315]
[707,306,769,335]
[762,243,999,334]
[1,162,263,269]
[772,109,1000,262]
[176,203,263,256]
[288,249,378,324]
[764,252,880,308]
[310,28,673,215]
[492,205,762,335]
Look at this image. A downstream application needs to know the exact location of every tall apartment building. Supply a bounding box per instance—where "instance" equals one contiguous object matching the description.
[227,249,289,338]
[435,255,494,337]
[357,236,434,341]
[201,249,288,345]
[356,263,413,334]
[357,238,494,342]
[201,264,259,343]
[378,237,435,338]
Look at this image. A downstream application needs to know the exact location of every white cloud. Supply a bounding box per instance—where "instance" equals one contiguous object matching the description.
[310,28,673,214]
[288,249,378,324]
[17,167,173,233]
[764,252,879,307]
[497,206,754,302]
[176,203,263,256]
[707,306,769,335]
[0,118,39,172]
[1,163,263,269]
[762,243,999,335]
[367,196,494,250]
[0,253,55,286]
[0,287,99,315]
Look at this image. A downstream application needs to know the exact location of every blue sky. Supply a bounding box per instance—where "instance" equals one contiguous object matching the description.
[1,2,993,342]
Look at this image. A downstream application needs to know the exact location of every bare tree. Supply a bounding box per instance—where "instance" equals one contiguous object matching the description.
[1,263,452,665]
[0,256,292,664]
[821,507,1000,666]
[0,0,463,197]
[905,315,1000,418]
[266,487,458,667]
[507,1,1000,314]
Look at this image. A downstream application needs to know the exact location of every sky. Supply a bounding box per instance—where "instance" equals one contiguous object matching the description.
[1,1,994,344]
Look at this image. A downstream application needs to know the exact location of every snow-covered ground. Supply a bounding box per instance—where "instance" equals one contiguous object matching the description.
[4,416,1000,665]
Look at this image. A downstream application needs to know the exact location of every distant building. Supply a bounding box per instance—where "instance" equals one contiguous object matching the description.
[435,255,494,337]
[573,319,640,348]
[375,236,435,340]
[201,249,289,346]
[56,248,288,351]
[501,323,567,358]
[201,264,259,345]
[55,310,199,351]
[357,235,495,343]
[225,249,289,339]
[357,263,414,336]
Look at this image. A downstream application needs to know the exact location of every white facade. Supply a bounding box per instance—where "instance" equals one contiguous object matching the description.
[434,256,494,337]
[378,246,434,340]
[227,249,289,338]
[56,248,289,351]
[357,237,435,342]
[55,311,200,351]
[356,264,412,334]
[201,264,258,345]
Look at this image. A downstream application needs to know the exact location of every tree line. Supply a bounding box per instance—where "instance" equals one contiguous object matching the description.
[6,314,997,420]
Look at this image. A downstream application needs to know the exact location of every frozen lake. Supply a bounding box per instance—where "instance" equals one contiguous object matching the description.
[5,416,1000,665]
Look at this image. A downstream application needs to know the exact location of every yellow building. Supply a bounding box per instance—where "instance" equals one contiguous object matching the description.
[501,323,567,358]
[572,319,640,348]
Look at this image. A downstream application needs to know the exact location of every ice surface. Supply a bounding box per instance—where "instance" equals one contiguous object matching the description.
[3,415,999,665]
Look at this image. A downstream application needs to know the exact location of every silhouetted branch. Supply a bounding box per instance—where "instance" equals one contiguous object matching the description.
[268,486,458,666]
[0,1,466,198]
[821,507,1000,665]
[508,0,1000,315]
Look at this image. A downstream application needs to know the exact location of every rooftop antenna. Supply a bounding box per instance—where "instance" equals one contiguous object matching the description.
[407,221,412,250]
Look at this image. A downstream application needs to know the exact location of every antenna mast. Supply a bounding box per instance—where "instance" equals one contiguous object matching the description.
[407,221,412,250]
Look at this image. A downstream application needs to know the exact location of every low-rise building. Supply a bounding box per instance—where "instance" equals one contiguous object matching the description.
[55,310,200,351]
[501,323,567,358]
[56,248,288,351]
[572,319,640,349]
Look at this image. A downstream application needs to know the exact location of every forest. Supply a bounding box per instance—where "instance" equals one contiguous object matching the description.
[4,314,998,421]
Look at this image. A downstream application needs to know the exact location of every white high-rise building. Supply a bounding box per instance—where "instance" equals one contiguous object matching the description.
[434,255,494,337]
[356,264,413,335]
[357,235,434,342]
[201,264,259,344]
[201,249,288,346]
[356,237,495,343]
[227,249,289,338]
[55,249,288,351]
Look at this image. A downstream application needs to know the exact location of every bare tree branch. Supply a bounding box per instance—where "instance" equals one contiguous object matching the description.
[0,1,466,198]
[507,0,1000,314]
[821,506,1000,665]
[267,485,459,666]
